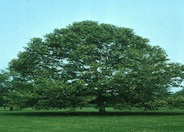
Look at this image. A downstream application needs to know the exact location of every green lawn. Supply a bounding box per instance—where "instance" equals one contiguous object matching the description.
[0,108,184,132]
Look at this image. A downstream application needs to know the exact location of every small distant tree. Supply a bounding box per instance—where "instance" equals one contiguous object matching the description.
[0,70,34,110]
[0,70,11,107]
[0,70,10,107]
[166,89,184,109]
[9,21,184,113]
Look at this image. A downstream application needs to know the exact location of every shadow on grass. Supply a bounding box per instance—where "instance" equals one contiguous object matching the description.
[1,111,184,117]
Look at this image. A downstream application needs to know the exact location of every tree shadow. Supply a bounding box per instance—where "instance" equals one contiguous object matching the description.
[2,111,184,117]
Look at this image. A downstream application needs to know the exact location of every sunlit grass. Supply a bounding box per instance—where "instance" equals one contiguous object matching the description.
[0,107,184,132]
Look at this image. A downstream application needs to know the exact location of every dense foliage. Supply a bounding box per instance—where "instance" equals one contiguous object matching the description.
[1,21,184,112]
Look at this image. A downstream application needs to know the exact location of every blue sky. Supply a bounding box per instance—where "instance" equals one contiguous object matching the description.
[0,0,184,70]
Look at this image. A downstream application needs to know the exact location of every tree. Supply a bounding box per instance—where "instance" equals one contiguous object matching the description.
[9,21,184,113]
[166,89,184,109]
[0,70,34,110]
[0,70,10,107]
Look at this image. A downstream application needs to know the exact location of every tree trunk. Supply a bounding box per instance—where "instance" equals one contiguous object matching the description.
[3,104,6,109]
[98,101,106,114]
[9,106,13,111]
[97,90,106,114]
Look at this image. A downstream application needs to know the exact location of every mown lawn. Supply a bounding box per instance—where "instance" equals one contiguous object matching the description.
[0,108,184,132]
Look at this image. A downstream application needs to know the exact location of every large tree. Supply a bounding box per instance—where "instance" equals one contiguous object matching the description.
[9,21,184,113]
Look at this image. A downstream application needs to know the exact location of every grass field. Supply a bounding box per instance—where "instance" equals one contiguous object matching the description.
[0,108,184,132]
